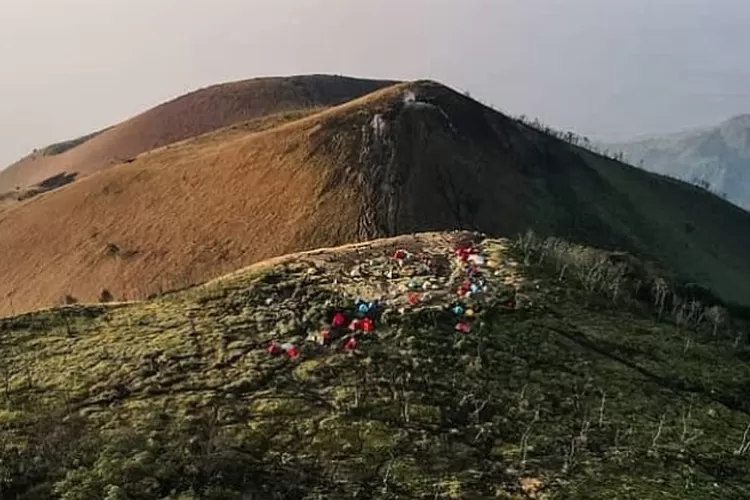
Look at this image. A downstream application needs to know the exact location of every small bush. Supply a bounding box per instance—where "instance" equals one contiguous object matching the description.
[99,289,114,303]
[514,230,629,301]
[105,244,120,258]
[511,230,732,335]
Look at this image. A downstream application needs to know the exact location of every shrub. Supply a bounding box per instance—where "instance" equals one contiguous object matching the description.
[99,289,114,303]
[510,230,734,335]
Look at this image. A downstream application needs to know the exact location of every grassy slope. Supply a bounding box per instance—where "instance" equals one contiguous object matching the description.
[575,149,750,309]
[0,75,397,193]
[40,127,113,157]
[0,107,367,314]
[2,80,750,317]
[1,232,749,499]
[312,81,750,306]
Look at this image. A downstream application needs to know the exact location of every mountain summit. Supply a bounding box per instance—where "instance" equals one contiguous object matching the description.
[0,75,397,195]
[1,77,750,316]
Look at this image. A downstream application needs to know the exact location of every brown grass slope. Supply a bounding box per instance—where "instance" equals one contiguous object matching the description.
[1,80,750,315]
[0,74,397,193]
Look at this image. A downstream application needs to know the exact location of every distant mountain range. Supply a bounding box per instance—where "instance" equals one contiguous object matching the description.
[607,115,750,210]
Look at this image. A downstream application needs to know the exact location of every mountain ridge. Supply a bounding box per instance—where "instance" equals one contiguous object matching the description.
[0,74,398,195]
[1,77,750,317]
[607,113,750,210]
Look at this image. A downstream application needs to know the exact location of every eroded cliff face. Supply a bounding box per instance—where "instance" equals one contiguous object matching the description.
[327,81,538,240]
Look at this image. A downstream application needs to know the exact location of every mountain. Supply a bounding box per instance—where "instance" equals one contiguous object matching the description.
[2,231,749,498]
[0,74,397,196]
[607,115,750,210]
[2,79,750,316]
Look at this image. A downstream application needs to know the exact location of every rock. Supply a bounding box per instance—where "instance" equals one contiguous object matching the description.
[468,255,486,266]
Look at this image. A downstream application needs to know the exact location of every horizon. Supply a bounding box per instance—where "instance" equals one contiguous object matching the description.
[2,0,750,167]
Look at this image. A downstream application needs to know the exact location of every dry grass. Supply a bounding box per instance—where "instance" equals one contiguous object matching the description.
[0,75,397,193]
[0,107,370,314]
[1,78,750,318]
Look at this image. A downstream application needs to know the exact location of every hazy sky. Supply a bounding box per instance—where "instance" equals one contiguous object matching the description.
[2,0,750,166]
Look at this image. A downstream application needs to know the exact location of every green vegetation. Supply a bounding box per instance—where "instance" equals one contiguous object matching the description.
[1,234,749,499]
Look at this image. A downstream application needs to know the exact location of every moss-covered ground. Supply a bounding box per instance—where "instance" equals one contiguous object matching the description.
[1,232,749,499]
